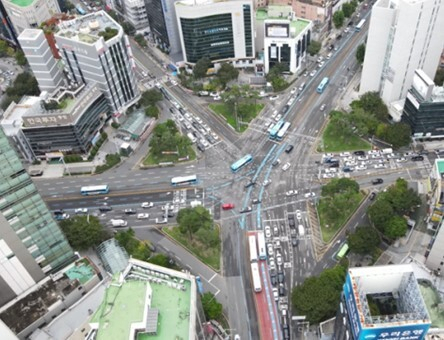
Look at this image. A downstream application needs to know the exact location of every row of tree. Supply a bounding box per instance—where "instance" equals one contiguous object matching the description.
[149,119,193,159]
[0,40,27,65]
[139,88,163,119]
[1,72,40,110]
[333,0,359,28]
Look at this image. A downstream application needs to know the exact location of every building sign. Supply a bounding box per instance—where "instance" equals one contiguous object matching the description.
[343,274,430,340]
[265,23,289,38]
[23,114,71,127]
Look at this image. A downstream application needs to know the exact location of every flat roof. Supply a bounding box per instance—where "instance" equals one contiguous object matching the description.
[436,159,444,174]
[10,0,34,7]
[256,7,311,36]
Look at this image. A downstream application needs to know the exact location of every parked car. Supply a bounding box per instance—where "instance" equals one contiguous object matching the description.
[320,104,326,111]
[296,210,302,220]
[265,225,272,238]
[269,95,279,101]
[272,159,281,167]
[369,192,377,200]
[267,243,274,256]
[282,162,291,171]
[285,145,294,153]
[155,218,168,224]
[412,155,424,161]
[99,205,113,212]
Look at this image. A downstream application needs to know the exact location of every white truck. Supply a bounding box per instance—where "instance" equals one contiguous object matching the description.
[187,132,197,143]
[382,148,393,154]
[110,219,127,227]
[298,224,305,237]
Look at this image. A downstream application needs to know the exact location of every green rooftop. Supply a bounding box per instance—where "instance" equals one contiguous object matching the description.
[64,259,95,285]
[437,159,444,174]
[10,0,34,7]
[419,281,444,328]
[256,7,311,36]
[91,272,193,339]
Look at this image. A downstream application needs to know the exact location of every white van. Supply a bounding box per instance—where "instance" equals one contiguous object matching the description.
[187,132,197,143]
[298,82,306,91]
[110,219,127,227]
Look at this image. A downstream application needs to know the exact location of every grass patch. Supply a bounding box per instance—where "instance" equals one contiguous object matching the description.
[209,103,264,132]
[318,192,364,243]
[143,145,196,166]
[321,120,371,153]
[163,226,221,271]
[95,153,121,174]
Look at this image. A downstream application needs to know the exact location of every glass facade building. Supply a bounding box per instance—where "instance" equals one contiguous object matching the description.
[0,128,75,305]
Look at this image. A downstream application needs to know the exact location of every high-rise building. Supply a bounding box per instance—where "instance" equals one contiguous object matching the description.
[334,265,431,340]
[120,0,149,30]
[54,11,140,117]
[0,1,19,46]
[18,29,65,93]
[144,0,182,60]
[175,0,254,64]
[360,0,444,109]
[402,69,444,139]
[1,0,60,35]
[0,127,75,306]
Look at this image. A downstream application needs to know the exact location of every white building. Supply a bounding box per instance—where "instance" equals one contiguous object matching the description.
[54,11,140,118]
[1,0,60,35]
[120,0,149,30]
[18,29,65,93]
[256,6,312,74]
[360,0,444,115]
[175,0,254,65]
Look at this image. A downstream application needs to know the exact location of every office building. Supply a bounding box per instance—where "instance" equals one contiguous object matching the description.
[54,11,140,117]
[144,0,182,60]
[120,0,149,29]
[1,0,60,35]
[334,265,431,340]
[360,0,444,112]
[87,258,198,339]
[293,0,329,24]
[175,0,254,65]
[0,1,19,46]
[402,70,444,139]
[256,6,312,74]
[1,82,110,161]
[18,29,65,93]
[0,127,75,306]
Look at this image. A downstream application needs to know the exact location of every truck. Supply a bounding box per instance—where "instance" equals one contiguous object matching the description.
[298,224,305,236]
[110,219,127,227]
[187,132,197,143]
[382,148,393,154]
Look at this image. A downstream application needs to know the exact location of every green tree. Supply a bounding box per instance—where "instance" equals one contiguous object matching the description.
[0,40,9,57]
[348,107,379,136]
[139,89,163,107]
[292,266,346,323]
[435,68,444,86]
[266,63,289,91]
[60,216,107,250]
[201,292,223,320]
[385,216,408,239]
[115,229,151,261]
[193,57,211,79]
[333,11,345,28]
[356,44,366,64]
[148,254,175,268]
[121,21,136,36]
[307,40,322,56]
[367,199,394,232]
[384,178,420,214]
[145,105,159,119]
[15,50,27,66]
[342,3,354,17]
[353,92,389,122]
[321,178,360,197]
[134,34,147,48]
[382,123,411,148]
[64,0,75,11]
[216,63,239,88]
[347,226,380,255]
[177,206,213,240]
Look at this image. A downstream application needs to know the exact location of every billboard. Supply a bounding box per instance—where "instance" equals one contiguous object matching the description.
[343,274,430,340]
[265,23,289,38]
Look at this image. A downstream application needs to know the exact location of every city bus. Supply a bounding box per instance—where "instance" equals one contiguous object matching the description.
[276,122,291,141]
[251,263,262,293]
[336,243,350,260]
[230,154,253,172]
[171,175,197,186]
[269,119,285,139]
[80,185,109,195]
[257,231,267,260]
[249,235,258,262]
[76,4,86,15]
[316,77,329,94]
[355,19,366,32]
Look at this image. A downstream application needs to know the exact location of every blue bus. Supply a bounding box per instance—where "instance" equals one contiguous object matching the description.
[276,122,291,141]
[171,175,197,186]
[355,19,366,32]
[76,4,86,15]
[231,154,253,172]
[269,119,285,139]
[80,185,109,195]
[316,77,329,94]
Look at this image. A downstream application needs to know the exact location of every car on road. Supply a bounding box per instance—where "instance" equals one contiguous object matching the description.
[265,225,272,238]
[275,114,282,121]
[252,199,261,205]
[296,210,302,220]
[55,213,70,220]
[374,164,386,169]
[320,104,326,111]
[137,213,150,219]
[278,283,286,296]
[75,208,88,214]
[269,95,279,101]
[372,178,384,185]
[163,211,175,218]
[278,270,285,283]
[222,203,235,210]
[304,192,316,198]
[369,192,377,200]
[396,157,407,163]
[124,208,137,215]
[273,226,279,236]
[270,269,277,285]
[155,218,168,224]
[276,252,283,266]
[141,202,154,208]
[340,152,351,157]
[282,162,291,171]
[271,110,278,119]
[288,216,295,228]
[286,190,298,196]
[99,205,112,212]
[209,91,219,97]
[343,166,354,172]
[285,145,294,153]
[239,206,252,213]
[310,70,317,77]
[412,155,424,161]
[356,165,367,171]
[357,155,368,161]
[244,181,256,188]
[272,159,281,167]
[267,243,274,256]
[263,179,272,187]
[269,258,276,270]
[290,87,297,94]
[318,61,325,68]
[234,335,241,340]
[291,234,298,247]
[272,287,279,301]
[213,95,221,101]
[317,56,324,63]
[353,150,365,156]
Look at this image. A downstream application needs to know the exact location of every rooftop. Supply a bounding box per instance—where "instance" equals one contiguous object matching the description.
[436,159,444,175]
[89,259,196,340]
[256,7,311,36]
[9,0,34,7]
[418,280,444,328]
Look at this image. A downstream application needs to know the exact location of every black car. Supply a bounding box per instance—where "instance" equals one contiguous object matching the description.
[53,209,64,215]
[272,159,281,167]
[169,107,175,113]
[371,178,384,185]
[240,206,252,213]
[163,212,175,218]
[192,121,200,130]
[124,209,137,215]
[291,235,299,247]
[336,34,343,40]
[192,131,199,138]
[411,155,424,161]
[205,134,216,144]
[369,192,377,200]
[270,270,277,286]
[197,143,205,152]
[353,150,365,156]
[281,105,290,114]
[285,145,294,153]
[99,205,113,212]
[329,162,340,168]
[288,217,295,228]
[278,284,286,296]
[278,270,285,283]
[178,107,186,115]
[244,181,256,188]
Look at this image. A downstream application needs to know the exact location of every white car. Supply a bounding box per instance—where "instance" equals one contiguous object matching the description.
[178,115,184,122]
[265,225,272,238]
[374,164,386,169]
[340,152,351,157]
[318,61,325,68]
[75,208,88,214]
[267,243,274,256]
[356,165,367,171]
[358,155,368,161]
[296,210,302,220]
[282,162,291,171]
[387,153,396,159]
[323,153,335,158]
[275,114,282,122]
[310,70,317,77]
[141,202,154,208]
[269,258,276,270]
[195,116,203,124]
[213,95,221,101]
[286,190,298,196]
[323,173,335,179]
[137,213,150,219]
[155,218,168,224]
[263,179,272,187]
[317,56,324,63]
[269,95,279,101]
[272,287,279,301]
[290,87,297,94]
[210,132,219,140]
[304,192,316,198]
[320,104,326,111]
[271,110,278,119]
[346,161,357,167]
[276,252,283,266]
[209,91,219,97]
[396,157,407,163]
[368,150,380,155]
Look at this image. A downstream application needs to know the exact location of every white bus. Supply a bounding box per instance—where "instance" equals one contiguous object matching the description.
[257,232,267,260]
[251,263,262,293]
[355,19,366,32]
[276,122,291,141]
[80,185,109,195]
[171,175,197,186]
[248,235,258,262]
